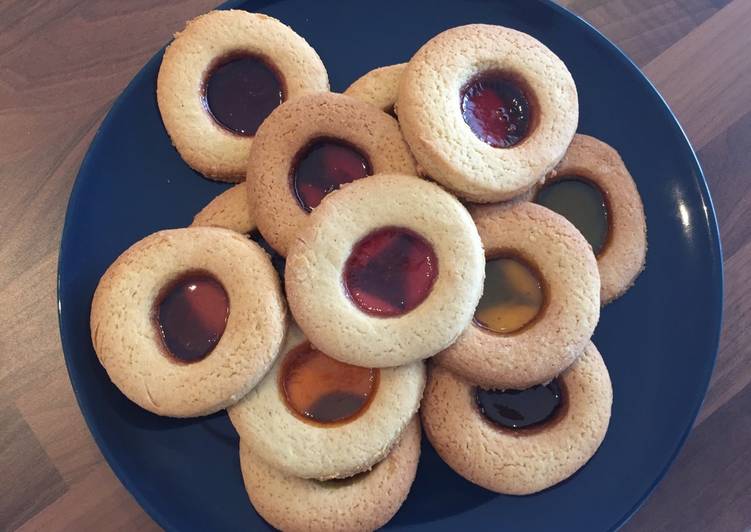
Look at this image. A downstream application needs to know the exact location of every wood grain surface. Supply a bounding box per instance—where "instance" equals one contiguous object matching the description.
[0,0,748,530]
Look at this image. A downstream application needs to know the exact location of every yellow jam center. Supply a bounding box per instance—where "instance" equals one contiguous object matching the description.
[474,257,545,334]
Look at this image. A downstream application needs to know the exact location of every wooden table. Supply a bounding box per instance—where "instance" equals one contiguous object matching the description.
[1,0,749,530]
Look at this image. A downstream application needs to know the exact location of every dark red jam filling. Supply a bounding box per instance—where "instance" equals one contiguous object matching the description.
[534,177,611,256]
[280,342,379,425]
[155,271,229,363]
[475,379,564,430]
[292,138,371,212]
[461,72,532,148]
[204,53,284,136]
[344,227,438,317]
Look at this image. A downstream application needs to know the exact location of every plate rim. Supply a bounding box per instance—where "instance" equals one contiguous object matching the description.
[57,0,724,530]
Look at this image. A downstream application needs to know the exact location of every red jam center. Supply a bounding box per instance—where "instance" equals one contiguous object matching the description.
[156,272,229,363]
[292,139,371,212]
[204,54,284,136]
[460,73,532,148]
[281,342,379,425]
[344,227,438,317]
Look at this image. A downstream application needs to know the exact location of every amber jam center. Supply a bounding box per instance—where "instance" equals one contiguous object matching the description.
[292,139,372,212]
[474,256,545,334]
[203,53,284,136]
[155,271,229,363]
[475,379,564,430]
[344,227,438,317]
[280,342,379,425]
[461,72,533,148]
[535,177,610,256]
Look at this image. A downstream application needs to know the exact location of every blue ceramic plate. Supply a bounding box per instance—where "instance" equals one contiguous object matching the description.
[58,0,723,530]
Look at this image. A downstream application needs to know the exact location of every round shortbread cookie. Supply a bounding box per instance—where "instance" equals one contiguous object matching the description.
[285,174,485,368]
[434,202,600,390]
[157,10,329,182]
[344,63,406,116]
[228,324,425,480]
[397,24,578,202]
[248,92,417,256]
[90,227,287,417]
[192,185,254,234]
[422,342,612,495]
[240,416,421,532]
[534,134,647,304]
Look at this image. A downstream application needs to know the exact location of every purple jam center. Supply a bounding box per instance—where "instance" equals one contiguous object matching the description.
[344,227,438,317]
[476,379,564,430]
[292,139,371,211]
[204,54,284,136]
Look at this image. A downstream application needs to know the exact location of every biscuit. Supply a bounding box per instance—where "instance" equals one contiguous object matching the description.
[157,10,329,181]
[397,24,578,202]
[228,324,426,480]
[90,227,287,417]
[533,134,647,304]
[240,416,421,532]
[192,185,255,234]
[344,63,406,116]
[191,186,286,278]
[422,342,612,495]
[248,92,417,256]
[434,202,600,390]
[285,174,485,368]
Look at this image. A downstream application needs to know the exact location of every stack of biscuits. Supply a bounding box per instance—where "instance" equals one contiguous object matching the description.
[90,10,647,531]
